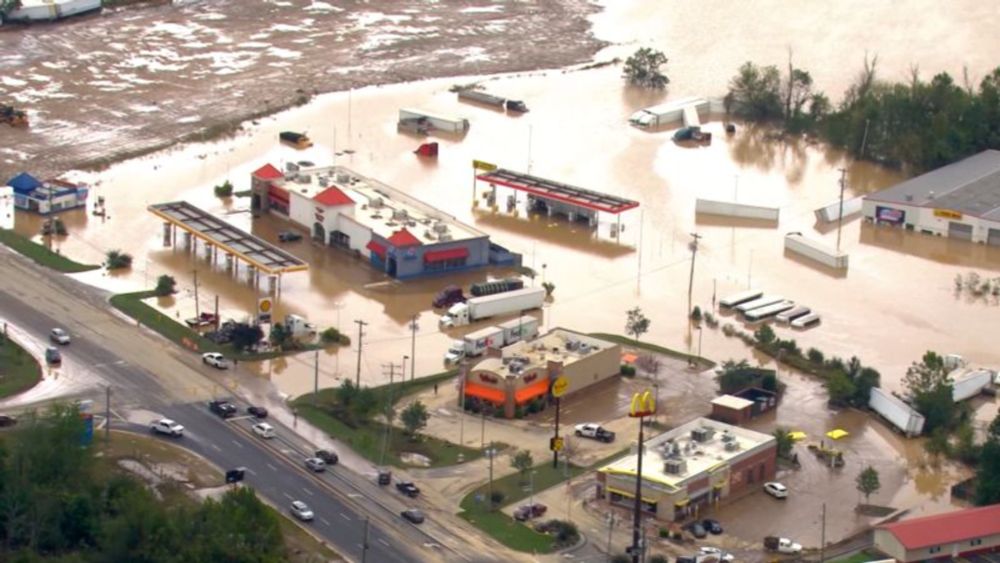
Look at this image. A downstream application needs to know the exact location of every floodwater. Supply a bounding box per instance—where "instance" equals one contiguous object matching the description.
[4,4,999,416]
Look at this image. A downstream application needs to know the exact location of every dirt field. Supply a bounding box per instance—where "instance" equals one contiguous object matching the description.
[0,0,604,178]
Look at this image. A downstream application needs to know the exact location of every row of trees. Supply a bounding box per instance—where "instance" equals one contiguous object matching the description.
[726,55,1000,171]
[0,405,287,561]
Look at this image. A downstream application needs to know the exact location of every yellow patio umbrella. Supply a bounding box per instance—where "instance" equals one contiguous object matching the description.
[787,431,807,441]
[826,429,849,440]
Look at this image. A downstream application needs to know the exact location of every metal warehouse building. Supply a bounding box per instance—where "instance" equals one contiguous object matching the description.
[862,150,1000,245]
[873,503,1000,561]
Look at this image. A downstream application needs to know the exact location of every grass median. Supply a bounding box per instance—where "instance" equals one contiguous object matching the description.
[0,228,99,273]
[294,370,484,468]
[589,332,715,369]
[0,334,43,399]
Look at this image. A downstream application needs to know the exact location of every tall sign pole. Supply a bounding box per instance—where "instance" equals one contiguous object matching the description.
[550,375,568,468]
[627,390,656,563]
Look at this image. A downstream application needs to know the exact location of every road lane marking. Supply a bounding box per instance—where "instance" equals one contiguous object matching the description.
[319,517,330,526]
[378,539,389,547]
[267,463,278,472]
[244,468,256,475]
[340,512,351,521]
[231,440,244,448]
[283,492,294,501]
[302,488,314,496]
[211,444,221,452]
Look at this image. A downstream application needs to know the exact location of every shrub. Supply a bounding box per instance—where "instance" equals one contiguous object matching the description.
[214,180,234,197]
[807,347,825,364]
[104,249,133,270]
[320,327,348,345]
[658,527,670,538]
[154,274,176,296]
[489,491,505,507]
[690,305,702,323]
[620,364,636,376]
[514,405,524,419]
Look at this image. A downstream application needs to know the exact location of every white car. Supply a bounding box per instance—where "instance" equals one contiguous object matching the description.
[290,500,314,521]
[699,546,735,562]
[252,422,275,439]
[764,481,789,499]
[50,328,71,345]
[150,418,184,437]
[202,352,229,369]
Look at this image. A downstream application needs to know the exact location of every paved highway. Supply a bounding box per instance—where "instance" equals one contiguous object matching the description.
[0,250,508,563]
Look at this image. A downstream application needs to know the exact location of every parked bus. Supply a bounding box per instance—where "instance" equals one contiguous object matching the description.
[791,313,821,329]
[775,306,810,324]
[735,295,785,314]
[745,301,796,323]
[719,289,763,310]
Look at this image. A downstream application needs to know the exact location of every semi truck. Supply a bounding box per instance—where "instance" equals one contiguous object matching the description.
[470,277,524,297]
[628,97,708,128]
[443,316,539,363]
[457,89,529,113]
[784,232,849,269]
[439,287,545,327]
[950,368,995,402]
[696,198,781,221]
[869,387,925,436]
[398,109,470,134]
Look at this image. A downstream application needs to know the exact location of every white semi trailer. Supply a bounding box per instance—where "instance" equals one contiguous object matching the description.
[443,316,539,363]
[869,387,925,437]
[398,108,470,133]
[696,198,781,221]
[784,232,849,269]
[440,287,545,327]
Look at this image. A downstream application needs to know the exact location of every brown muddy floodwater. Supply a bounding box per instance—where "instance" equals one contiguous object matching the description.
[6,3,1000,407]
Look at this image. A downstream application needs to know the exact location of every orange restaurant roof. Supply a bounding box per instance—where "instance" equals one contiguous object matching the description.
[621,353,638,364]
[464,382,505,404]
[515,377,551,404]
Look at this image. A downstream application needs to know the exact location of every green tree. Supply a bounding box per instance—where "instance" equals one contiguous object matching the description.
[925,428,951,458]
[825,371,857,406]
[954,423,980,464]
[989,411,1000,442]
[754,324,776,345]
[400,400,429,438]
[622,48,669,89]
[320,327,346,344]
[625,307,651,343]
[229,322,263,352]
[154,274,176,297]
[726,61,783,119]
[104,249,133,270]
[855,465,881,504]
[850,367,881,407]
[334,379,358,408]
[350,386,378,424]
[510,449,534,484]
[214,180,234,198]
[772,427,794,459]
[269,322,292,349]
[904,351,959,432]
[975,439,1000,505]
[542,281,555,297]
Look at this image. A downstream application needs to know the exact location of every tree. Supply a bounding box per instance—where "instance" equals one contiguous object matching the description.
[856,466,881,504]
[634,354,662,377]
[954,423,980,464]
[320,327,347,345]
[825,371,857,406]
[989,411,1000,443]
[727,61,783,119]
[622,48,669,89]
[851,367,881,407]
[772,428,794,459]
[903,351,949,398]
[104,249,133,270]
[754,324,776,345]
[510,449,534,484]
[229,322,263,352]
[975,439,1000,505]
[400,401,429,438]
[625,307,651,343]
[154,274,176,296]
[904,351,960,432]
[214,180,233,197]
[542,281,555,297]
[350,386,378,424]
[269,323,292,349]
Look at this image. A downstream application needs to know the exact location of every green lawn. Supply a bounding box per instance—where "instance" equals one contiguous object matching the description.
[0,335,42,399]
[294,370,484,468]
[109,290,295,361]
[0,229,99,273]
[830,551,884,563]
[589,332,715,369]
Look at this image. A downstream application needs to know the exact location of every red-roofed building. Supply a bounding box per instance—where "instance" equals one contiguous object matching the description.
[387,228,421,247]
[313,186,354,207]
[252,164,284,181]
[874,504,1000,561]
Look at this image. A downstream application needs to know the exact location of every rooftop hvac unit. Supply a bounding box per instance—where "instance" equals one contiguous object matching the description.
[691,427,715,442]
[501,357,513,365]
[298,174,312,184]
[336,173,350,183]
[725,440,741,452]
[721,432,735,442]
[424,230,436,240]
[438,233,453,242]
[370,197,384,208]
[392,209,409,220]
[286,163,300,172]
[565,340,580,351]
[578,343,591,353]
[663,458,687,475]
[433,222,448,233]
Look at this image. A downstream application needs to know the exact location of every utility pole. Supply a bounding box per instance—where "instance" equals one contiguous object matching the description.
[487,443,495,510]
[409,315,418,382]
[312,349,319,406]
[193,269,200,317]
[379,361,402,467]
[606,512,617,558]
[836,168,848,252]
[636,209,644,291]
[354,320,367,387]
[820,502,827,562]
[687,233,702,315]
[105,386,112,443]
[213,295,220,330]
[458,360,468,446]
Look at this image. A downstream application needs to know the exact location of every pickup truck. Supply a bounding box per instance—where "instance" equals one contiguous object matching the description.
[763,536,802,554]
[574,423,616,443]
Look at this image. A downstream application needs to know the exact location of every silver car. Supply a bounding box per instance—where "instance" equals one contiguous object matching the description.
[50,328,71,345]
[290,500,314,521]
[304,457,326,472]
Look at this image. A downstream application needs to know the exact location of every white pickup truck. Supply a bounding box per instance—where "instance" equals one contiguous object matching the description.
[763,536,802,554]
[574,423,616,443]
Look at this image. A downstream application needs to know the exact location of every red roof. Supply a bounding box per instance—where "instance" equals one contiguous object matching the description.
[366,240,386,258]
[313,186,354,207]
[387,228,421,247]
[879,504,1000,550]
[252,163,283,180]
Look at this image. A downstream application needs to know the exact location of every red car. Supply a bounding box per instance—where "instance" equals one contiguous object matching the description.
[513,503,547,521]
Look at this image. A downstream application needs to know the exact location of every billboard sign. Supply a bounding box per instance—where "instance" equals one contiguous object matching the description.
[473,159,498,172]
[257,297,273,324]
[934,208,963,220]
[875,206,905,225]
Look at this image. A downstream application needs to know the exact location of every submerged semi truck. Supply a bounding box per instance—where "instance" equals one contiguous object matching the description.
[439,287,545,327]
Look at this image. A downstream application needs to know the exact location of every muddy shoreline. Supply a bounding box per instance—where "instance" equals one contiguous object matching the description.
[0,0,608,179]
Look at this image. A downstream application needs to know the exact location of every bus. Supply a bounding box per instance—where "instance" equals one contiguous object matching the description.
[775,306,810,324]
[791,313,821,329]
[744,301,796,323]
[735,295,785,315]
[719,289,763,310]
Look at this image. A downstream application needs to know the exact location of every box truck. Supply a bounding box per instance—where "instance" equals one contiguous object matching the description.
[443,316,539,363]
[440,287,545,327]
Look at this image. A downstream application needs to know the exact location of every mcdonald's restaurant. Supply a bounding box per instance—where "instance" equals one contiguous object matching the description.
[596,417,777,522]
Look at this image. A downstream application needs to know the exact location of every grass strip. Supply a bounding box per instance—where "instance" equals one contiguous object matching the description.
[0,334,43,399]
[0,229,99,273]
[589,332,716,369]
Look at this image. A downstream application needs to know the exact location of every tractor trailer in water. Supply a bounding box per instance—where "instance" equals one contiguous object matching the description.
[439,287,545,327]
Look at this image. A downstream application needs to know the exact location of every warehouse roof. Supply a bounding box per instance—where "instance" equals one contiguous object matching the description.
[865,150,1000,220]
[878,503,1000,550]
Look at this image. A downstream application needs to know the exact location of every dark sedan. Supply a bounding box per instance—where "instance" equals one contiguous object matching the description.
[247,405,268,419]
[702,518,723,535]
[687,522,707,539]
[401,509,425,524]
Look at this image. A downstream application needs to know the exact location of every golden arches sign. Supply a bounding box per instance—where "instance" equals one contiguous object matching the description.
[629,390,655,418]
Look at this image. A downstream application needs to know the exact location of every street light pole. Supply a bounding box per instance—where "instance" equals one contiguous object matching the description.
[409,315,418,382]
[687,233,702,315]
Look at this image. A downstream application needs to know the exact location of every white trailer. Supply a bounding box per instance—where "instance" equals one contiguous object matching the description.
[744,301,795,323]
[696,198,781,221]
[498,316,539,345]
[628,97,708,128]
[440,287,545,327]
[735,295,786,314]
[775,306,810,324]
[790,313,821,329]
[6,0,99,21]
[950,368,994,402]
[869,387,925,437]
[719,289,763,309]
[399,108,470,133]
[814,196,864,223]
[784,232,849,269]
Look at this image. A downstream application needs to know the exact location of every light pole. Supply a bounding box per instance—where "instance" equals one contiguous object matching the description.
[698,324,704,360]
[409,315,418,382]
[687,233,702,315]
[627,390,656,563]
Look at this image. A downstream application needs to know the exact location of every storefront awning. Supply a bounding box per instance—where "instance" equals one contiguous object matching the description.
[464,382,505,404]
[366,240,386,258]
[424,247,469,263]
[514,377,551,404]
[606,486,658,504]
[674,498,690,507]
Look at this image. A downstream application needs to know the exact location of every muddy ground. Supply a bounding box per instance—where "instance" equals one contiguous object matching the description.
[0,0,604,178]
